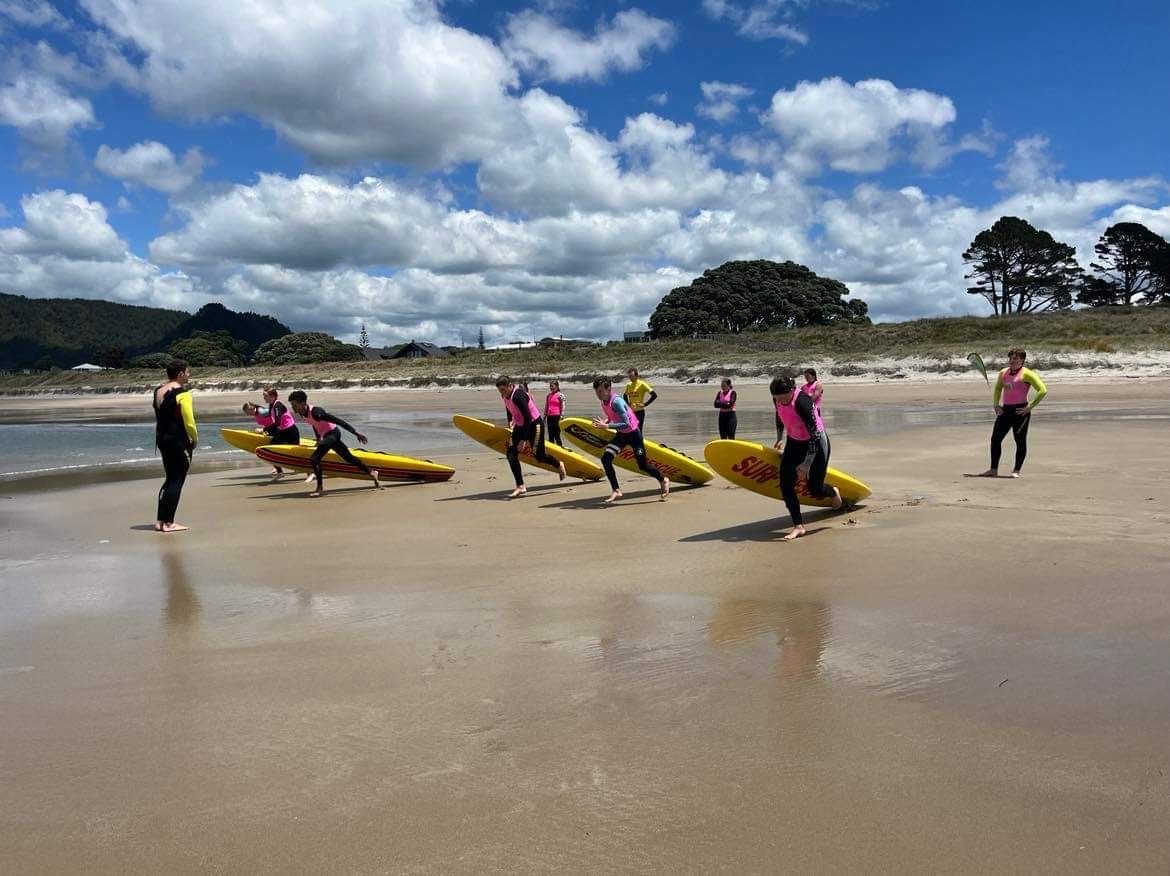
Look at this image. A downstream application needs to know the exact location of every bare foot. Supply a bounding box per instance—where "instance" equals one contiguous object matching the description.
[158,522,189,533]
[1009,471,1021,478]
[830,486,843,509]
[304,473,315,484]
[782,525,805,541]
[660,477,671,501]
[509,486,527,499]
[977,469,998,478]
[309,489,325,497]
[557,461,566,481]
[371,471,382,490]
[603,490,623,506]
[269,467,282,477]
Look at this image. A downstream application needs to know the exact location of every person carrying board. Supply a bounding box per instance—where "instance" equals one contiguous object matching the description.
[772,375,842,541]
[496,376,565,498]
[593,376,668,506]
[287,390,380,497]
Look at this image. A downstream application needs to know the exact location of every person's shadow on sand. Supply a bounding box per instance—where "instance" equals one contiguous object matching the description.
[435,482,571,502]
[538,483,702,510]
[680,514,835,543]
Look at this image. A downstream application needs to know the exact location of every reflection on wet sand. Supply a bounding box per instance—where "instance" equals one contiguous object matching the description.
[708,598,830,680]
[162,548,200,634]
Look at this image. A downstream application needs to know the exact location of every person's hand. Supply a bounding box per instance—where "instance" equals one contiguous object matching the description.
[517,440,532,453]
[254,427,264,433]
[592,417,607,429]
[773,439,783,450]
[1016,407,1030,417]
[356,432,368,444]
[994,406,1003,416]
[797,463,811,479]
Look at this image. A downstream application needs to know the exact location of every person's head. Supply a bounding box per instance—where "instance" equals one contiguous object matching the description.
[626,367,639,382]
[769,375,797,405]
[549,379,560,392]
[166,359,189,382]
[495,375,514,399]
[263,385,278,404]
[593,376,613,401]
[242,402,258,415]
[804,368,818,384]
[721,378,732,391]
[288,389,308,414]
[1008,348,1026,370]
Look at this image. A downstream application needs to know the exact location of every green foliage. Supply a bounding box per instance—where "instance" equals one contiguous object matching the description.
[169,331,248,367]
[129,352,173,369]
[251,332,366,365]
[963,216,1081,315]
[648,260,869,338]
[157,302,290,356]
[1078,222,1170,306]
[97,346,128,369]
[0,292,187,370]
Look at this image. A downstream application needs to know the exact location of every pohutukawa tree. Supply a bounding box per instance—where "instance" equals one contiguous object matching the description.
[647,259,869,338]
[963,216,1081,315]
[1077,222,1170,306]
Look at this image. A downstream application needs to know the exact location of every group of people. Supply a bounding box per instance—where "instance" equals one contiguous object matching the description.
[154,350,1048,541]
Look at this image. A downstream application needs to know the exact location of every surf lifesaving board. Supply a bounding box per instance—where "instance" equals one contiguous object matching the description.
[255,444,455,482]
[560,417,713,485]
[220,427,315,454]
[451,414,604,481]
[703,439,871,507]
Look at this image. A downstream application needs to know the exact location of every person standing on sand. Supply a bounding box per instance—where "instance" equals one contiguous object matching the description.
[287,390,380,497]
[623,367,657,432]
[802,368,824,411]
[714,378,738,439]
[979,348,1048,478]
[544,380,567,446]
[497,376,566,498]
[153,359,197,533]
[592,376,669,506]
[771,375,842,541]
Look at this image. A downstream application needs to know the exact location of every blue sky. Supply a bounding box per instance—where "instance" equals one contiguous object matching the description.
[1,0,1167,345]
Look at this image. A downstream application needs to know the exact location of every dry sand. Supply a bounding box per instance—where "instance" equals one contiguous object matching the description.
[2,380,1170,873]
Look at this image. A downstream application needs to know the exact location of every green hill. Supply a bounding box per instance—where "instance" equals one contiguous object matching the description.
[159,302,291,357]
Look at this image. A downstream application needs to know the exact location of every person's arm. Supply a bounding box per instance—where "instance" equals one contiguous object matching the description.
[714,392,725,409]
[775,411,785,444]
[177,392,198,448]
[313,407,359,437]
[811,383,823,403]
[558,392,566,412]
[992,370,1005,409]
[1023,369,1047,410]
[794,394,820,468]
[730,390,737,408]
[644,387,658,406]
[513,389,539,427]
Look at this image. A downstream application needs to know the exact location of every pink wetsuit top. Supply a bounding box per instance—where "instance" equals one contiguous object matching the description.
[545,391,564,417]
[1000,369,1030,405]
[801,381,822,409]
[305,406,337,438]
[602,396,639,433]
[776,396,824,442]
[716,389,735,411]
[504,387,541,426]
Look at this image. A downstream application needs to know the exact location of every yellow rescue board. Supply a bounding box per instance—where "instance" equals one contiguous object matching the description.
[451,414,604,481]
[703,439,871,507]
[220,427,315,454]
[560,417,713,485]
[255,443,455,482]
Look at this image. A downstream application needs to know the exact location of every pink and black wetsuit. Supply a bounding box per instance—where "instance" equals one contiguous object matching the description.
[599,394,663,491]
[775,392,835,526]
[264,400,300,444]
[303,405,372,491]
[544,390,566,446]
[503,386,556,486]
[714,388,737,439]
[801,380,823,411]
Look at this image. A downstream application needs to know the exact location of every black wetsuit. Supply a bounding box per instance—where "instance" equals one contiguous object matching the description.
[507,388,556,486]
[776,393,835,526]
[990,403,1030,472]
[264,401,301,444]
[308,407,372,490]
[714,389,738,439]
[153,385,194,525]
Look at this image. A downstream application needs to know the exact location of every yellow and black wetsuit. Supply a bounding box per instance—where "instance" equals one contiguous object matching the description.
[154,384,197,524]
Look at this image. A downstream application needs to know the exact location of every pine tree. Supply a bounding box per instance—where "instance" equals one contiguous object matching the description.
[359,322,370,349]
[477,326,485,350]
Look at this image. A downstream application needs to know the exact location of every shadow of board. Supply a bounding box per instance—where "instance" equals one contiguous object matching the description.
[680,510,843,543]
[537,482,705,511]
[245,482,421,500]
[434,481,573,502]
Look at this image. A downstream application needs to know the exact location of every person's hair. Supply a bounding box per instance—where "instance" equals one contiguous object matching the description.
[627,367,639,377]
[804,368,818,381]
[549,379,559,389]
[721,378,732,388]
[770,375,796,395]
[242,402,255,413]
[288,390,307,404]
[1008,348,1027,361]
[593,377,612,390]
[495,376,511,388]
[263,385,278,397]
[166,359,188,380]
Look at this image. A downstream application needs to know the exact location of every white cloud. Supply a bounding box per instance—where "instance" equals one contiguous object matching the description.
[0,0,67,29]
[997,135,1058,192]
[648,92,669,107]
[79,0,520,167]
[0,74,95,150]
[697,81,754,123]
[0,190,125,261]
[765,77,986,174]
[701,0,809,44]
[502,8,675,83]
[95,141,206,193]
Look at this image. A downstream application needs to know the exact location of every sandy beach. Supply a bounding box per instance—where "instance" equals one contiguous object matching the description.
[2,380,1170,872]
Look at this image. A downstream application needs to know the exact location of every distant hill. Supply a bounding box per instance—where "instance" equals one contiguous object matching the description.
[0,294,292,369]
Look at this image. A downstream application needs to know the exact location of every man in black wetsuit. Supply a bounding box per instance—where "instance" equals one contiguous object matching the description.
[287,390,380,496]
[153,359,197,532]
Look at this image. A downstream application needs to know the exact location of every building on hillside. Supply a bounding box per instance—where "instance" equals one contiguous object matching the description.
[623,331,650,343]
[537,336,597,348]
[361,346,396,361]
[71,363,106,371]
[388,340,450,359]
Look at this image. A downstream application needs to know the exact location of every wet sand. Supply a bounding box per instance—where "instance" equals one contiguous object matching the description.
[2,381,1170,872]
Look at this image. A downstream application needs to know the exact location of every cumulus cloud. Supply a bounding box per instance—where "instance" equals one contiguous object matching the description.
[997,134,1058,192]
[0,190,125,261]
[0,74,95,150]
[648,92,669,107]
[95,141,206,193]
[701,0,808,44]
[78,0,519,167]
[0,0,67,29]
[502,8,676,83]
[765,77,988,174]
[697,81,754,123]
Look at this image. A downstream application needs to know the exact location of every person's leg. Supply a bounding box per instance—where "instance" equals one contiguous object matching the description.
[546,415,562,446]
[779,439,806,538]
[1011,410,1031,475]
[156,444,190,530]
[627,431,669,499]
[636,407,647,432]
[531,420,566,480]
[601,445,622,503]
[309,440,329,494]
[807,432,842,507]
[507,425,527,496]
[728,412,737,440]
[983,412,1014,474]
[718,412,729,440]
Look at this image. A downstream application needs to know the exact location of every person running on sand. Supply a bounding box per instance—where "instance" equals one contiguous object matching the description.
[772,375,842,541]
[243,386,302,481]
[714,378,738,439]
[979,349,1048,478]
[287,390,380,497]
[497,376,566,498]
[544,380,567,446]
[153,359,197,533]
[802,368,824,411]
[623,367,657,432]
[593,376,668,506]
